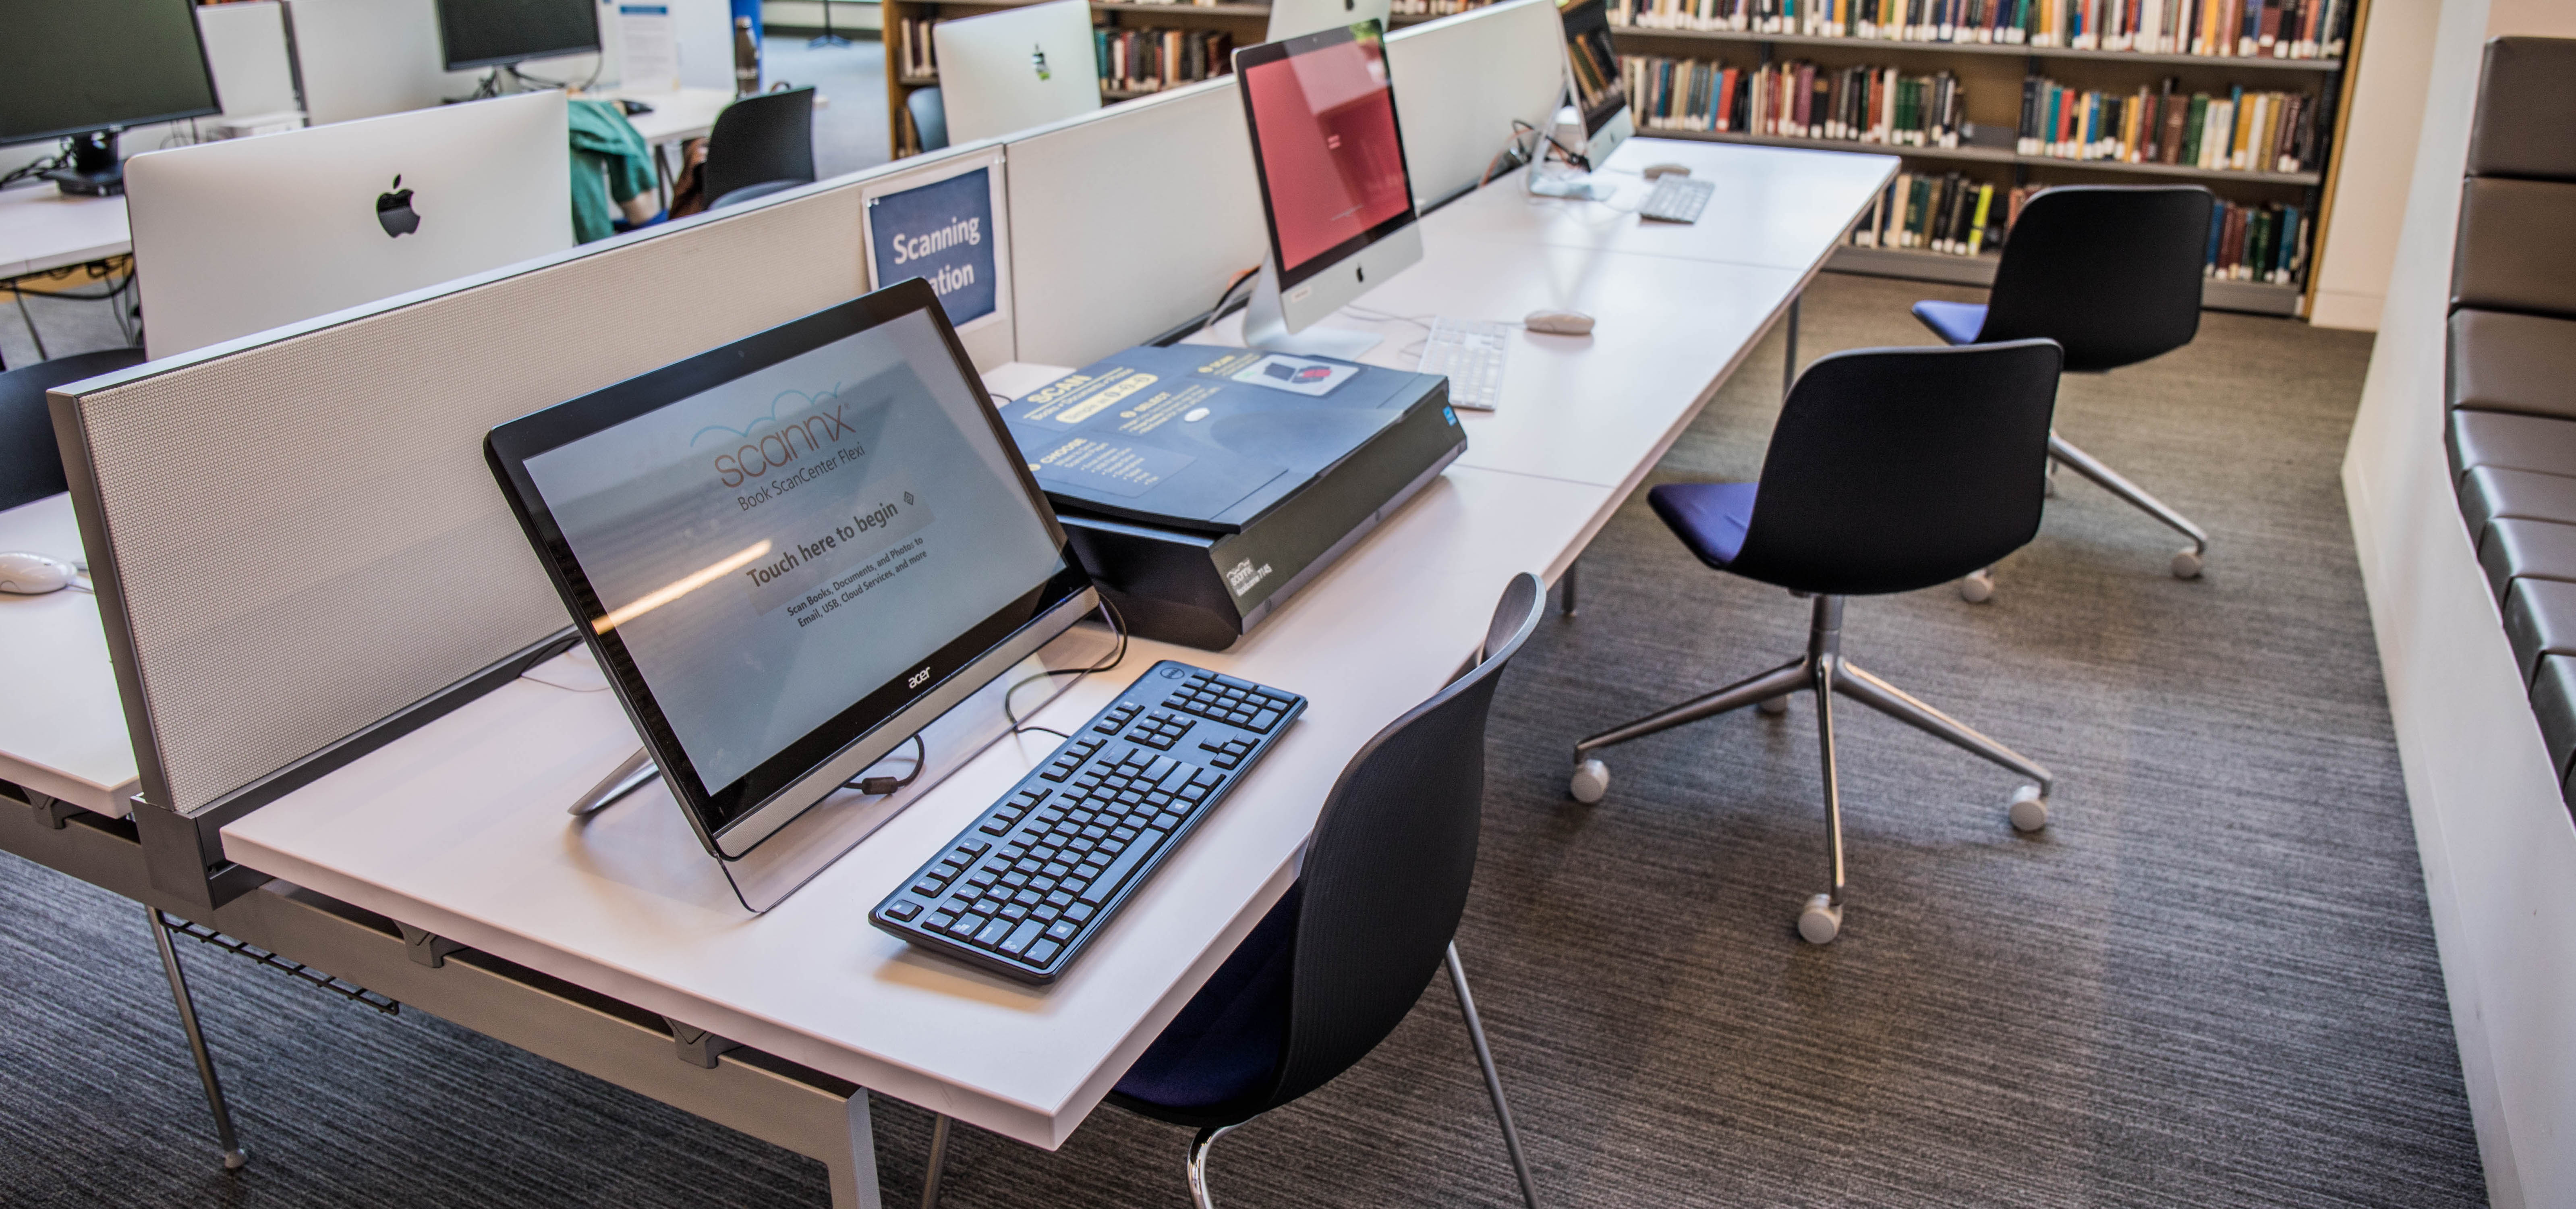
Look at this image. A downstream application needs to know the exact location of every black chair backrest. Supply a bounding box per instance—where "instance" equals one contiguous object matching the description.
[908,86,950,153]
[0,347,144,512]
[1262,572,1544,1111]
[1978,185,2211,372]
[702,87,816,209]
[1732,341,2063,597]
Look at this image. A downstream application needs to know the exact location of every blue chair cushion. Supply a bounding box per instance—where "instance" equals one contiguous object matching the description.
[1911,300,1988,346]
[1647,482,1758,569]
[1112,882,1300,1111]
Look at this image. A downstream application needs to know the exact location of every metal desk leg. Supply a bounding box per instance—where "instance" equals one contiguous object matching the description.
[148,908,248,1171]
[1783,293,1801,400]
[1560,558,1579,618]
[824,1091,885,1209]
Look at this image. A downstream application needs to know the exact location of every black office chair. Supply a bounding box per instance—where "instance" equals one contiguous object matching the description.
[1910,185,2216,594]
[917,576,1549,1209]
[701,86,817,211]
[1569,343,2063,946]
[0,346,145,512]
[908,86,950,153]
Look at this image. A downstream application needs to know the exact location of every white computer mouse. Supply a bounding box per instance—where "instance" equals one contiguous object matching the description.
[1642,163,1692,180]
[0,552,80,595]
[1524,309,1597,336]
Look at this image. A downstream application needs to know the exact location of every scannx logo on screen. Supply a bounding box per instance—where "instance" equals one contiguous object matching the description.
[692,385,864,488]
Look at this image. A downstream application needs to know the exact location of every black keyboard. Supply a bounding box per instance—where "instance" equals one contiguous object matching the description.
[869,660,1306,984]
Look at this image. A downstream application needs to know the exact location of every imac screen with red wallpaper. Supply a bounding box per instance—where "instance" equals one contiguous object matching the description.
[1237,21,1415,283]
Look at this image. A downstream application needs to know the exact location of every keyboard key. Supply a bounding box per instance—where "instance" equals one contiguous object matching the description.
[1249,709,1279,732]
[886,900,922,921]
[910,878,945,897]
[1078,828,1170,906]
[1002,919,1044,955]
[999,903,1030,921]
[975,917,1015,947]
[951,912,989,938]
[1044,919,1080,943]
[1065,902,1096,923]
[926,910,956,931]
[1026,939,1061,965]
[1154,812,1183,830]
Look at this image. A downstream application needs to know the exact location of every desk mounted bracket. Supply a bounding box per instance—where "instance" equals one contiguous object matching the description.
[397,923,466,968]
[4,779,79,830]
[665,1018,741,1068]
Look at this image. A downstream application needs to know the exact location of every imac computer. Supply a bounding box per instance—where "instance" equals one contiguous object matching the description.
[1531,0,1633,199]
[1233,19,1422,360]
[1265,0,1392,44]
[125,90,574,359]
[435,0,603,73]
[0,0,220,197]
[933,0,1102,145]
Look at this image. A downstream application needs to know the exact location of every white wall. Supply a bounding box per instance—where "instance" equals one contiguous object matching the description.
[2343,4,2576,1205]
[2309,0,2441,330]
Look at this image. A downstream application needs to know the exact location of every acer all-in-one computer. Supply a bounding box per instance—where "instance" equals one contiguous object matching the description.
[933,0,1103,144]
[125,90,574,359]
[1233,19,1422,359]
[0,0,221,196]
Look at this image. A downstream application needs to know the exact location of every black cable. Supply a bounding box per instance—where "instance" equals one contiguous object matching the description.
[1198,265,1262,335]
[1510,117,1590,172]
[844,732,927,795]
[1004,595,1130,737]
[0,148,68,192]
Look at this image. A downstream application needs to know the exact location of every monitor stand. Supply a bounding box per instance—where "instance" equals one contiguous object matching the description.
[43,132,124,197]
[1241,258,1384,361]
[1524,165,1612,201]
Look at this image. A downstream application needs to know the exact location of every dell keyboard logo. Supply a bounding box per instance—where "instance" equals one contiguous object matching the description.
[1032,45,1051,80]
[908,666,933,689]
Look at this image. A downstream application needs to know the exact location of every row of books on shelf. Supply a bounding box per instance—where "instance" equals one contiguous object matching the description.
[1849,173,2310,284]
[1604,0,2351,59]
[2018,78,2324,172]
[1098,27,1234,92]
[1390,0,1499,11]
[1626,58,1971,146]
[894,17,937,79]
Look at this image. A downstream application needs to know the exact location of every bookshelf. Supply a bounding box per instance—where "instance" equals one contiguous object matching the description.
[882,0,1438,156]
[877,0,2365,315]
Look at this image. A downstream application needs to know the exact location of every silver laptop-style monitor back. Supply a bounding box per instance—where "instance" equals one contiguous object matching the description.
[125,89,574,360]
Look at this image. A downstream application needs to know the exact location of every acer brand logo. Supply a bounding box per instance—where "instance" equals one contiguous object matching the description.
[908,666,933,689]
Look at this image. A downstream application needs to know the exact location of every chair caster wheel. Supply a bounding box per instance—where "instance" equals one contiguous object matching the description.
[2043,472,2060,498]
[2171,547,2203,579]
[1798,894,1842,944]
[1959,570,1995,603]
[2008,784,2049,832]
[1758,694,1790,715]
[221,1149,249,1171]
[1569,759,1609,804]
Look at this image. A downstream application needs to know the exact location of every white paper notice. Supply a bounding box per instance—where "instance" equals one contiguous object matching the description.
[618,4,680,92]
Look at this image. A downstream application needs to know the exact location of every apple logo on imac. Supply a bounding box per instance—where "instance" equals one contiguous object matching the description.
[376,175,421,238]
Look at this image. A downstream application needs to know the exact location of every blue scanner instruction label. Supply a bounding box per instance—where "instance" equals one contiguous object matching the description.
[869,168,997,326]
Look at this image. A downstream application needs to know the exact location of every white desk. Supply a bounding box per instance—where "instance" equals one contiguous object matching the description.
[0,494,137,816]
[0,186,130,281]
[601,87,738,147]
[218,139,1896,1181]
[0,137,1893,1205]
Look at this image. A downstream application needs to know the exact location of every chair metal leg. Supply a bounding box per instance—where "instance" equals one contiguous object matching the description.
[1560,558,1578,618]
[918,1113,951,1209]
[2047,433,2209,573]
[1572,656,1811,759]
[1187,1124,1234,1209]
[1445,944,1542,1209]
[1834,661,2055,795]
[1801,599,1849,943]
[148,908,249,1171]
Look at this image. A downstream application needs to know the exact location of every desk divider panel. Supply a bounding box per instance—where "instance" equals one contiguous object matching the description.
[45,162,979,900]
[1386,0,1571,211]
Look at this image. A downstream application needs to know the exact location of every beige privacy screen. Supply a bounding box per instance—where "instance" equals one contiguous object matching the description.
[63,185,874,814]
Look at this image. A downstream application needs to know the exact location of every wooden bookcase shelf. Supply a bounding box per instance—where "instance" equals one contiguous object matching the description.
[872,0,2367,313]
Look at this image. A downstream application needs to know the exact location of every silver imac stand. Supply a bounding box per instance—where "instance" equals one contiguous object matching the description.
[1242,255,1386,361]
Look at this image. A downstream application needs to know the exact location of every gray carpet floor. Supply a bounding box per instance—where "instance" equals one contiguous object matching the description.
[0,272,2484,1208]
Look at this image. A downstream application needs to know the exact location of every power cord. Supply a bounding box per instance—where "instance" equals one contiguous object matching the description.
[1004,595,1131,738]
[1200,265,1262,335]
[845,733,927,795]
